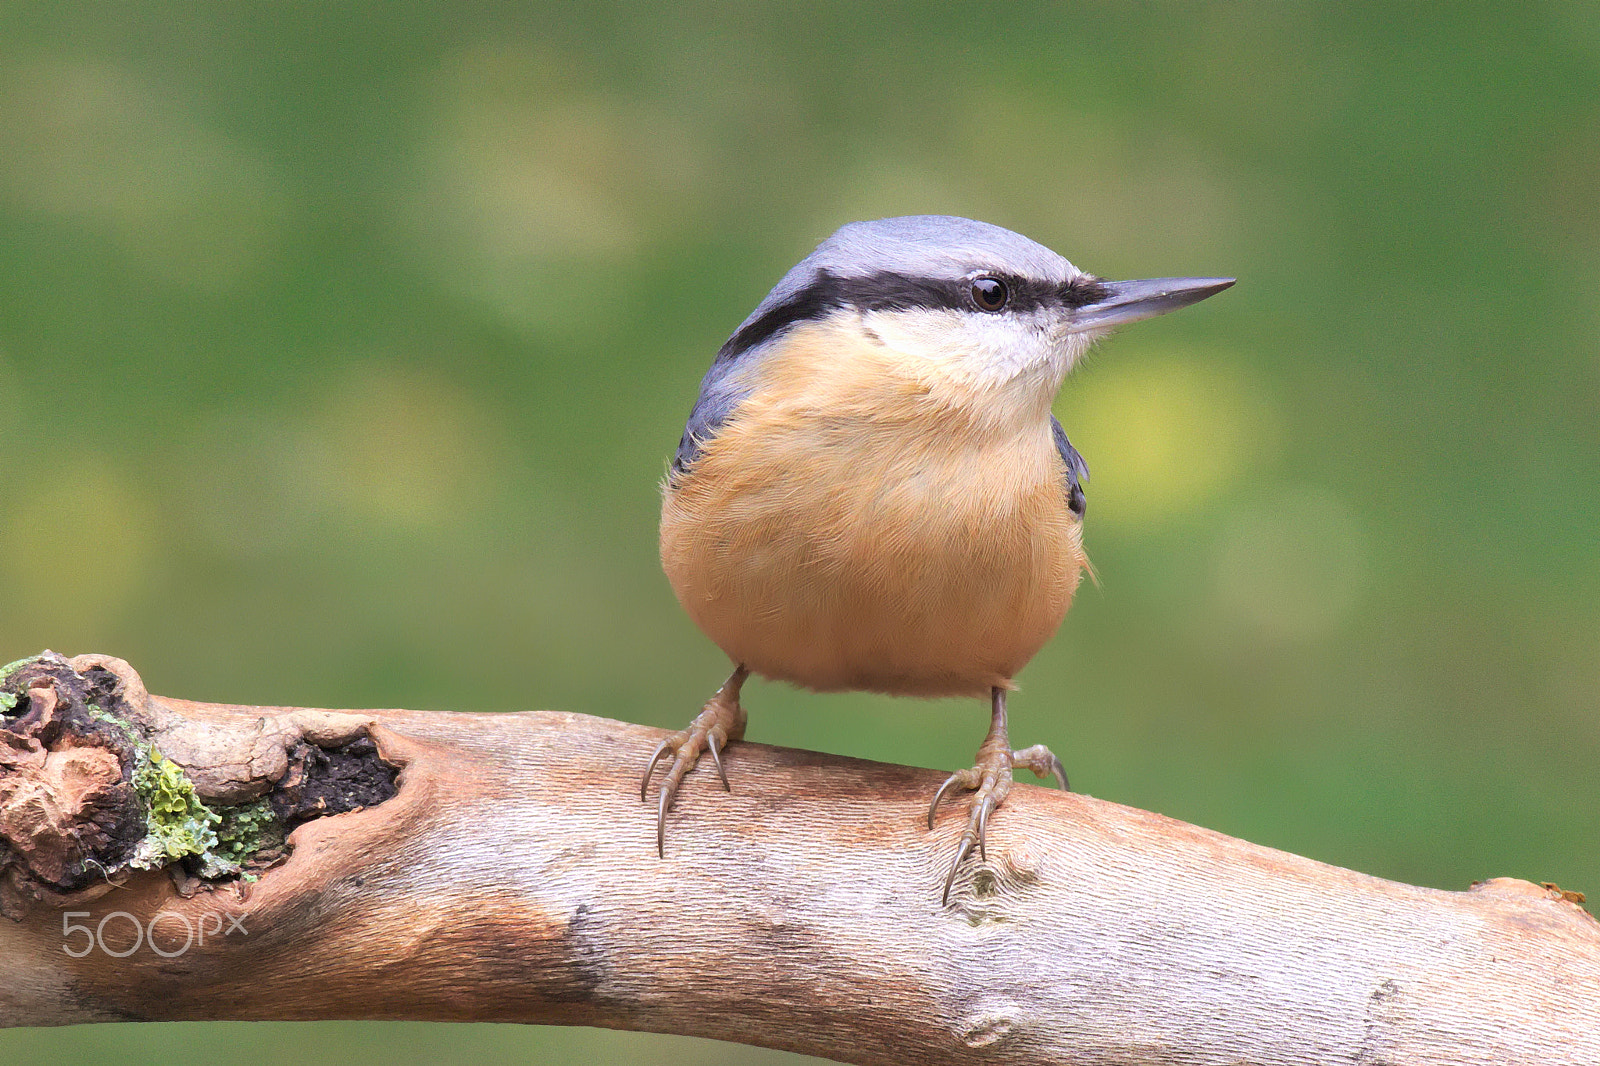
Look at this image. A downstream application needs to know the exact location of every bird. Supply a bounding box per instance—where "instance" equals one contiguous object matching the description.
[644,215,1232,902]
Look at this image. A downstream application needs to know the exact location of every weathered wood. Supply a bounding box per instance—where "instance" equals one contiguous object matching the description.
[1,653,1596,1065]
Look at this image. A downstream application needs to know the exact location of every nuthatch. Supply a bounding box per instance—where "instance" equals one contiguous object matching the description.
[644,215,1232,901]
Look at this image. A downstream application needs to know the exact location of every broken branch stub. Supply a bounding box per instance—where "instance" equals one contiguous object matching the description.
[0,652,397,917]
[0,652,1597,1066]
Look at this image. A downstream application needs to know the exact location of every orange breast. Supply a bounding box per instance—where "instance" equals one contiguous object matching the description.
[660,321,1087,698]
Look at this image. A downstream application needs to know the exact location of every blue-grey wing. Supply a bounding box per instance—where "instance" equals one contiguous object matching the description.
[671,351,754,479]
[1050,415,1088,517]
[670,279,826,479]
[671,264,872,479]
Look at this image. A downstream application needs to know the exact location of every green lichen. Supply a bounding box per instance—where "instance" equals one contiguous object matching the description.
[78,701,236,871]
[212,798,281,866]
[130,749,222,869]
[1,654,45,709]
[97,709,284,878]
[86,701,123,727]
[0,655,41,682]
[130,765,287,880]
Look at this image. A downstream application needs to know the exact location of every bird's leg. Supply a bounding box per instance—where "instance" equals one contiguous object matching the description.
[928,687,1069,905]
[640,665,749,857]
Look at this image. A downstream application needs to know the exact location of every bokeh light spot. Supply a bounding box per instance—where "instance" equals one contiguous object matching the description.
[293,367,498,531]
[0,462,160,640]
[0,55,286,291]
[1055,350,1279,526]
[402,42,708,339]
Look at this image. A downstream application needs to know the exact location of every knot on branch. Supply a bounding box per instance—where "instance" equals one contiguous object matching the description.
[0,653,146,914]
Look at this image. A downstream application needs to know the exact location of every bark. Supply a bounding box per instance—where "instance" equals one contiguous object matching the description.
[0,651,1595,1065]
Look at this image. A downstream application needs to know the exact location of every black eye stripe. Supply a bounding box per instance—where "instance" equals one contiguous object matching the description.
[716,269,1109,362]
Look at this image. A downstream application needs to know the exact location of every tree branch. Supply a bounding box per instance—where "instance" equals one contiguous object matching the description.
[1,652,1595,1064]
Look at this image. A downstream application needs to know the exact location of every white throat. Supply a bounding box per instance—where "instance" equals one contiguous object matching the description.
[857,306,1093,424]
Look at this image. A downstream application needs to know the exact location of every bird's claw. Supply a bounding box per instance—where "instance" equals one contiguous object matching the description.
[1012,743,1070,793]
[640,667,747,857]
[706,729,730,791]
[928,767,980,830]
[640,739,675,802]
[931,744,1070,905]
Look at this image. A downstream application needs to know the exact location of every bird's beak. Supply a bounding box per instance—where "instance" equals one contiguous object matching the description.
[1069,276,1235,332]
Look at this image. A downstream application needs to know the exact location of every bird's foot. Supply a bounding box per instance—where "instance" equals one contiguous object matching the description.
[640,666,748,857]
[928,694,1068,905]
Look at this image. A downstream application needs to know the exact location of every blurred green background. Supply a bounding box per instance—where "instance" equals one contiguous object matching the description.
[1,1,1597,1063]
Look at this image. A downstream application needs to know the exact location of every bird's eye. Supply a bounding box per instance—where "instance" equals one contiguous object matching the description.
[970,276,1009,312]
